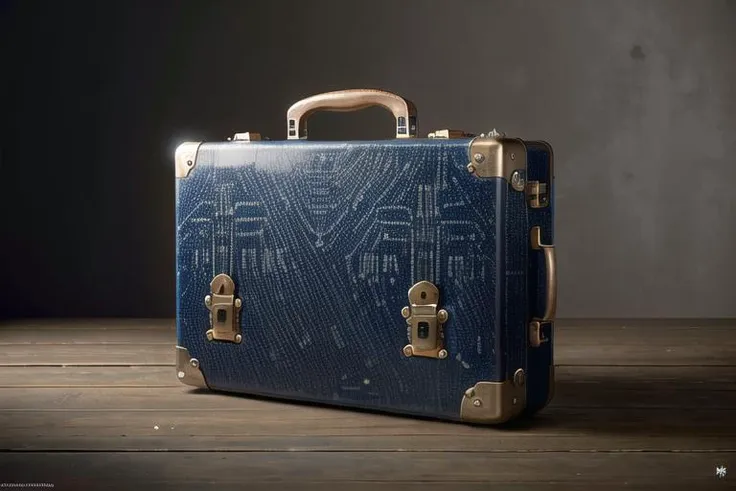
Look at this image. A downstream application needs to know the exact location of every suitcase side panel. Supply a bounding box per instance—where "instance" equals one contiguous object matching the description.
[175,140,510,421]
[524,142,555,414]
[503,180,529,384]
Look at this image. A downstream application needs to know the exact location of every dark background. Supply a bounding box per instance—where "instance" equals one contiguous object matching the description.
[1,0,735,319]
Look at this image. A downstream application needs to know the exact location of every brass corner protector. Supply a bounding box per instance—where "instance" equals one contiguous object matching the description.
[176,346,208,389]
[460,373,527,424]
[466,136,527,182]
[175,142,202,178]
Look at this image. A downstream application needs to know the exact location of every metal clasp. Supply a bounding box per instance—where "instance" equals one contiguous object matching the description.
[428,129,474,139]
[526,180,549,208]
[204,274,243,344]
[401,281,449,359]
[529,320,552,348]
[229,132,262,141]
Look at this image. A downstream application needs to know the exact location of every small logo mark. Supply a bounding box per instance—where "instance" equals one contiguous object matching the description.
[716,465,727,479]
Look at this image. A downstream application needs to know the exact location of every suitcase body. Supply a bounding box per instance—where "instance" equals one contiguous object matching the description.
[174,89,556,424]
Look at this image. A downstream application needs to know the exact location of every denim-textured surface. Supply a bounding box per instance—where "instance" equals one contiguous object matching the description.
[524,142,555,414]
[175,138,544,421]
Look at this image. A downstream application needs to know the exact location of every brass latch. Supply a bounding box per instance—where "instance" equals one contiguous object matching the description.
[428,129,475,139]
[229,132,261,141]
[401,281,449,359]
[526,181,549,208]
[204,274,243,344]
[529,320,551,348]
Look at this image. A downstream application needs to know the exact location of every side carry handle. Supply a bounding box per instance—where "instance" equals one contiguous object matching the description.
[286,89,417,140]
[531,226,557,322]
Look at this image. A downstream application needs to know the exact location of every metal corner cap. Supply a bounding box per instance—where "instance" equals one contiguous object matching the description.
[175,142,202,178]
[467,136,527,181]
[175,345,208,389]
[460,379,527,424]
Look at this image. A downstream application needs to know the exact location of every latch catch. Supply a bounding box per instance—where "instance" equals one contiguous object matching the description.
[228,132,262,142]
[204,273,243,344]
[526,180,549,208]
[401,281,449,359]
[428,129,475,139]
[529,320,551,348]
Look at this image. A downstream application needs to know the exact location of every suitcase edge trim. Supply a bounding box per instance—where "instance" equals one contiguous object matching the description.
[176,345,209,389]
[460,374,527,424]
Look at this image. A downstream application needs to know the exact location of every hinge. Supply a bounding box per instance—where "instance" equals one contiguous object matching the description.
[526,180,549,208]
[401,281,449,359]
[228,132,262,141]
[204,274,243,344]
[428,129,475,139]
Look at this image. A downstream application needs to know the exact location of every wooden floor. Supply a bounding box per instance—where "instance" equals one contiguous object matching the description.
[0,320,734,490]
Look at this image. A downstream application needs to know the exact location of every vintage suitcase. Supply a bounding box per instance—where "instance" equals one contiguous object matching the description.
[174,89,556,424]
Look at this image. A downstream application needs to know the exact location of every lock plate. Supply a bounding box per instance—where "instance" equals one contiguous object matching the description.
[526,180,549,208]
[401,281,449,359]
[204,274,243,344]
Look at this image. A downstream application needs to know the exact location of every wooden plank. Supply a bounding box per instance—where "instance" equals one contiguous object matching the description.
[1,365,732,390]
[1,324,734,366]
[0,452,730,487]
[0,322,734,366]
[555,325,736,366]
[0,344,173,366]
[1,433,732,453]
[0,406,732,440]
[0,366,180,387]
[0,369,733,410]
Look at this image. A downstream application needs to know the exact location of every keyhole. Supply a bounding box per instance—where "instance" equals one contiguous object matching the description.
[417,322,430,339]
[420,291,426,299]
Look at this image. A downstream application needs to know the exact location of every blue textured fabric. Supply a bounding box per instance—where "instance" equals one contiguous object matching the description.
[175,138,544,421]
[524,142,555,415]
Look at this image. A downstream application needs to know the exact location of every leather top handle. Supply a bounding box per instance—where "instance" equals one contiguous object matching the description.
[286,89,417,140]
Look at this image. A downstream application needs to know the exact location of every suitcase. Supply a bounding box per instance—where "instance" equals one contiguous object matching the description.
[174,89,556,424]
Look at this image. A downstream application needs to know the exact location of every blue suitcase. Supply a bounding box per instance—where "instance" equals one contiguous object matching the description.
[174,89,556,424]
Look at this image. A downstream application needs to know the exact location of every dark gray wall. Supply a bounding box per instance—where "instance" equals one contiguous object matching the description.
[1,0,735,319]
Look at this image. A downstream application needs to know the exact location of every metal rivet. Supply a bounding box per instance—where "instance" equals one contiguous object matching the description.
[186,160,193,166]
[204,295,212,307]
[437,309,448,323]
[512,397,518,405]
[403,345,413,357]
[510,152,515,161]
[401,306,411,319]
[190,358,199,369]
[473,399,482,407]
[511,170,526,192]
[438,349,448,359]
[177,371,185,379]
[473,153,485,163]
[206,331,214,341]
[234,298,242,308]
[466,163,476,174]
[235,334,242,343]
[514,368,526,387]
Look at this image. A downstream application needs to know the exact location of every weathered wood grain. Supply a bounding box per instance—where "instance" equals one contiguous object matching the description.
[1,324,734,366]
[0,452,730,488]
[0,320,732,488]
